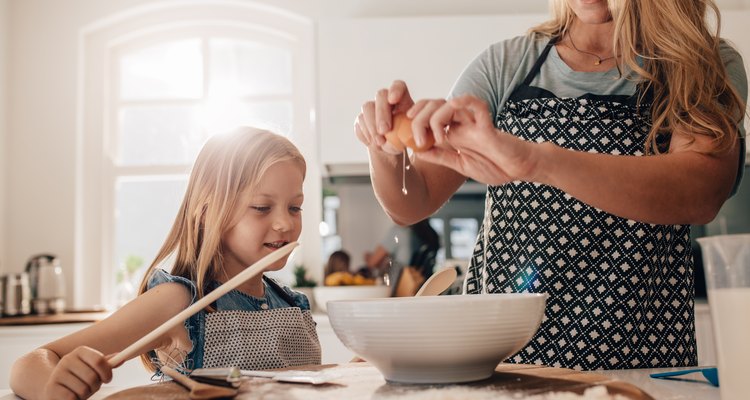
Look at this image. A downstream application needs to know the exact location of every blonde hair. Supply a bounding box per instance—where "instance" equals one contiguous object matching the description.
[137,127,305,371]
[530,0,746,155]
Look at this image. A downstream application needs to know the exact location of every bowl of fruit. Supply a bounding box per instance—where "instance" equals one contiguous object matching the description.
[313,272,390,313]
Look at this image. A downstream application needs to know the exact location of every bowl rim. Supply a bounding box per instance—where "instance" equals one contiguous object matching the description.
[314,285,391,290]
[327,292,548,305]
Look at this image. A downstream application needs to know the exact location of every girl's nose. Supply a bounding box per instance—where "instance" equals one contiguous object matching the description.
[272,212,293,232]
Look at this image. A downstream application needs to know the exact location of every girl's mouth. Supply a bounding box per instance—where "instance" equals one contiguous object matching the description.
[264,241,289,249]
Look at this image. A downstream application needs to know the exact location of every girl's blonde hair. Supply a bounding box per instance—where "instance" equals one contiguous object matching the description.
[530,0,746,155]
[137,127,305,371]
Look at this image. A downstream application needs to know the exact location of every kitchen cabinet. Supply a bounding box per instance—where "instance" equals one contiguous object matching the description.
[0,322,152,390]
[317,14,547,167]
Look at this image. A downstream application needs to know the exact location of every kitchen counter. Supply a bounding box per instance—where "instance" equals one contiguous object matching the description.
[595,367,718,400]
[0,310,110,326]
[0,363,719,400]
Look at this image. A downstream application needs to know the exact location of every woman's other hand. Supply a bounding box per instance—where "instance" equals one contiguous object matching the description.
[355,80,415,154]
[417,95,540,186]
[43,346,113,400]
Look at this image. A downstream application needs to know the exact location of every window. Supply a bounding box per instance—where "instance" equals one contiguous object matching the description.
[78,2,318,307]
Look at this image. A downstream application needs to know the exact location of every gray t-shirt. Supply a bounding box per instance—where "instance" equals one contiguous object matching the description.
[450,33,748,193]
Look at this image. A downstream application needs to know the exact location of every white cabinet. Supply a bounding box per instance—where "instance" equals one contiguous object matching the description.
[0,323,152,390]
[317,14,547,167]
[313,313,354,364]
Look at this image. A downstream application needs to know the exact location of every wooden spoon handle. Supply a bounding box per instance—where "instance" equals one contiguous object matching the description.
[161,366,239,400]
[108,242,299,367]
[161,365,197,390]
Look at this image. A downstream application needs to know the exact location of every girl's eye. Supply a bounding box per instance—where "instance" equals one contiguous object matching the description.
[290,206,303,214]
[251,206,271,213]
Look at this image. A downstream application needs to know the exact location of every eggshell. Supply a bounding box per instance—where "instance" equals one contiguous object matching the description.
[385,130,405,152]
[393,113,435,152]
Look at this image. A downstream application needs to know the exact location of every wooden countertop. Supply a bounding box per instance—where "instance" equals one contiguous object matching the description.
[0,364,720,400]
[0,311,111,326]
[103,363,660,400]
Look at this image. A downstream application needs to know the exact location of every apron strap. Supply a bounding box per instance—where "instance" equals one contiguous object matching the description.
[520,37,558,87]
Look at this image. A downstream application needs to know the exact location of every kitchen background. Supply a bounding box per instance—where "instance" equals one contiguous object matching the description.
[0,0,748,319]
[0,0,749,390]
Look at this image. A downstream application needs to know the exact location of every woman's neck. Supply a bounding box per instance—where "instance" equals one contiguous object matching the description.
[568,19,615,55]
[556,19,617,72]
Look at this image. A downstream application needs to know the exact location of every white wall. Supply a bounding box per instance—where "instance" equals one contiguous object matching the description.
[0,0,7,275]
[6,0,159,306]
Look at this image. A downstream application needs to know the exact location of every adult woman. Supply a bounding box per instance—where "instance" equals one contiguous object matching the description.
[354,0,746,370]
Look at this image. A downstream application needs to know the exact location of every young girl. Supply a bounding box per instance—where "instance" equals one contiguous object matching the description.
[10,127,321,400]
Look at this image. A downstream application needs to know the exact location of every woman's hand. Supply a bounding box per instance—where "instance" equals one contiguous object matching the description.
[43,346,113,400]
[417,95,540,186]
[355,80,415,154]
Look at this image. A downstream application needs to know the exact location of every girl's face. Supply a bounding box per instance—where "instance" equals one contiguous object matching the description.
[566,0,611,24]
[221,159,304,275]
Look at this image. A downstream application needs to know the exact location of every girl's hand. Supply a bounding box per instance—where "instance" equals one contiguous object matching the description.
[417,95,540,186]
[43,346,113,400]
[355,80,415,154]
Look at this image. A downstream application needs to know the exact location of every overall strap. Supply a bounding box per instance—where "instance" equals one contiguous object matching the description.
[262,275,298,307]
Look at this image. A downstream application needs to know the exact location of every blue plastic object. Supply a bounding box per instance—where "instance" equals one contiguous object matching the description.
[650,367,719,387]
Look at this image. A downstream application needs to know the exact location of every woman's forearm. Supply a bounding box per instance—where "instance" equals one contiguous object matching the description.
[368,149,429,225]
[368,148,465,225]
[531,141,737,225]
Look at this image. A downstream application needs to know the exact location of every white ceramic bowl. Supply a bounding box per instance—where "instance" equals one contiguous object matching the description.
[313,285,391,313]
[327,293,547,384]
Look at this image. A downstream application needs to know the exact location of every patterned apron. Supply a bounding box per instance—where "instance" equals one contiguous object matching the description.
[465,39,697,370]
[202,277,321,370]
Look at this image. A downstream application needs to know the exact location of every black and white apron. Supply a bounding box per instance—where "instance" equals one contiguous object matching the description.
[202,277,321,370]
[465,39,697,370]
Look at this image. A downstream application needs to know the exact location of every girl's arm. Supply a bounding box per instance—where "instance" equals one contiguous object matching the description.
[10,282,191,400]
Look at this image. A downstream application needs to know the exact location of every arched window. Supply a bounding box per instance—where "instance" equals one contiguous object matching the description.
[77,1,319,307]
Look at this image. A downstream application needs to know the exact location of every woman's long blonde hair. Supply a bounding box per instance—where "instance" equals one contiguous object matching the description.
[136,127,305,371]
[531,0,746,154]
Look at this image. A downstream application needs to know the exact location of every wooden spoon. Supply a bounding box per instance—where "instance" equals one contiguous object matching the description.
[414,267,458,297]
[161,366,238,400]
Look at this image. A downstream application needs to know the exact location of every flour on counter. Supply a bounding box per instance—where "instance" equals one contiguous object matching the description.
[376,385,630,400]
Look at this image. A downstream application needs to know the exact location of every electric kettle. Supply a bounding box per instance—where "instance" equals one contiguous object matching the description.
[25,254,66,314]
